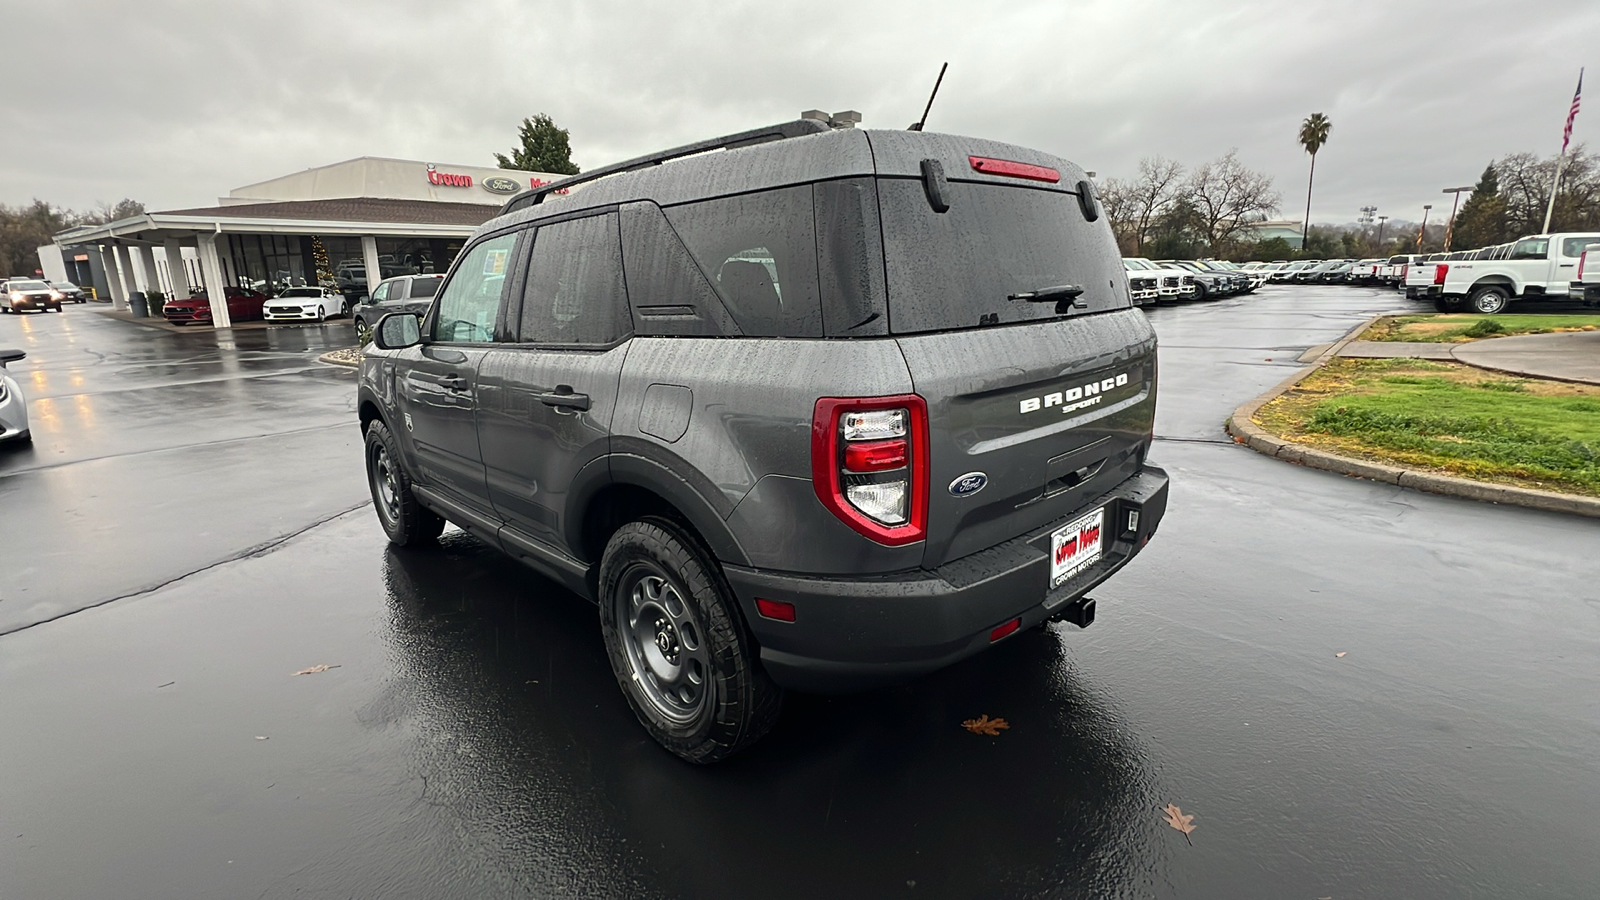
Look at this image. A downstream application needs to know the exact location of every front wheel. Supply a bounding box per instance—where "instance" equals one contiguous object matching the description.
[364,419,445,546]
[1468,285,1511,315]
[599,517,782,763]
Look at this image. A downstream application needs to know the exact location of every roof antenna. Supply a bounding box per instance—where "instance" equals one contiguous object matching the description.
[908,62,948,132]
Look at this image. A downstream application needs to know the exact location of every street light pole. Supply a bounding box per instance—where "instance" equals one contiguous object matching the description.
[1417,204,1433,251]
[1376,215,1388,247]
[1441,186,1474,251]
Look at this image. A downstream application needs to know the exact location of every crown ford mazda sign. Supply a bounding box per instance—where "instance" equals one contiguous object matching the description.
[425,164,473,187]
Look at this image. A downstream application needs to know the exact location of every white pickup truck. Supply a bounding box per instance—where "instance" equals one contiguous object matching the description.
[1417,233,1600,313]
[1571,242,1600,307]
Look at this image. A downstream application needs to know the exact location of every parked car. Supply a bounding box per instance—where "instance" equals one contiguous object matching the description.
[1155,260,1230,299]
[0,347,28,444]
[1318,262,1355,283]
[163,287,268,325]
[47,281,88,304]
[353,274,444,333]
[358,117,1170,762]
[1125,258,1197,303]
[263,286,346,323]
[1345,259,1386,285]
[1571,242,1600,307]
[0,279,63,314]
[1271,260,1320,282]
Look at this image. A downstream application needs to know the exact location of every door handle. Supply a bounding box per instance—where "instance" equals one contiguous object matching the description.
[537,385,591,412]
[439,374,468,392]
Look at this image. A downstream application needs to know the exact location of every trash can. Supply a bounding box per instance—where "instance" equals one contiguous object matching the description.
[129,291,148,318]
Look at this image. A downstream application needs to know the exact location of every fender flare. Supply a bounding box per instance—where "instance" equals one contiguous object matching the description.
[565,443,751,568]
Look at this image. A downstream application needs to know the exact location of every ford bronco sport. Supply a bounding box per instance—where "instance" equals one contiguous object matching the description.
[358,115,1169,762]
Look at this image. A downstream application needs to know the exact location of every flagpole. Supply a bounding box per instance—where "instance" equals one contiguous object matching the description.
[1543,67,1584,234]
[1541,154,1563,235]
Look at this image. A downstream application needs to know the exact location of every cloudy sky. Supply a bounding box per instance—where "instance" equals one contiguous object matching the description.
[5,0,1596,227]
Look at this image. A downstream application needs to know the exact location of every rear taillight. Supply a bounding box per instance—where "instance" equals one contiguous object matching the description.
[1580,251,1588,282]
[1434,264,1449,285]
[1401,264,1409,280]
[812,395,929,545]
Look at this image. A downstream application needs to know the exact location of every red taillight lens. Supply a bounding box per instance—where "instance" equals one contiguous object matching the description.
[843,439,908,472]
[1580,252,1588,282]
[1401,264,1409,280]
[968,156,1061,183]
[990,617,1021,642]
[755,598,796,622]
[1434,264,1449,285]
[812,395,929,546]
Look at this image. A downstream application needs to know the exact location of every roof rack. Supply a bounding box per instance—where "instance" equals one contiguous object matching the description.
[499,118,834,216]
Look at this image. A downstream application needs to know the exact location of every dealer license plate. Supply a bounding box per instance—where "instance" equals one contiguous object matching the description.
[1050,507,1104,588]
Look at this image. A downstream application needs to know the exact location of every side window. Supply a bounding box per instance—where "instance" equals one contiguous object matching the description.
[619,201,738,337]
[369,283,389,304]
[432,232,516,343]
[410,277,442,298]
[664,186,823,337]
[1511,238,1549,260]
[518,212,629,345]
[1561,237,1599,258]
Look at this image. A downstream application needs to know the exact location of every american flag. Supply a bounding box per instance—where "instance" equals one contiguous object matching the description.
[1561,68,1584,155]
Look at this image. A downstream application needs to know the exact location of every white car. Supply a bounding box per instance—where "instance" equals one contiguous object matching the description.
[1,348,29,444]
[262,286,347,323]
[1125,257,1199,302]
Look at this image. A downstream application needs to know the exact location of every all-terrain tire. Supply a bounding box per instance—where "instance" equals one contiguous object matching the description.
[598,516,782,764]
[364,418,445,546]
[1468,285,1511,315]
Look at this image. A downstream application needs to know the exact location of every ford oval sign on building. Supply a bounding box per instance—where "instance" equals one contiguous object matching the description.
[481,176,520,195]
[948,472,988,497]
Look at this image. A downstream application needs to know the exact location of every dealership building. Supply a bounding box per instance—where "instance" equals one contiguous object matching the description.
[43,157,566,327]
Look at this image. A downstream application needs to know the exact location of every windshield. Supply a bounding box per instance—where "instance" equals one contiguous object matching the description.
[877,179,1127,333]
[10,280,49,291]
[279,287,320,297]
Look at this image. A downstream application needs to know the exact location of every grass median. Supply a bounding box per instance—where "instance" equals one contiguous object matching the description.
[1254,358,1600,497]
[1361,313,1599,343]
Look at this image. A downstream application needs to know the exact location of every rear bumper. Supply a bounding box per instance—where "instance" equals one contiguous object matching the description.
[726,465,1170,692]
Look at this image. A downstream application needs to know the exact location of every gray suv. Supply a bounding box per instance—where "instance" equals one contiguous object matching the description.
[352,274,443,333]
[357,117,1169,762]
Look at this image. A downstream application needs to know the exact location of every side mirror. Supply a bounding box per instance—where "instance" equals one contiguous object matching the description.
[373,313,422,350]
[0,348,24,366]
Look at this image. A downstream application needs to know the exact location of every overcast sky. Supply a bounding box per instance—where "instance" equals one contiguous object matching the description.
[4,0,1596,227]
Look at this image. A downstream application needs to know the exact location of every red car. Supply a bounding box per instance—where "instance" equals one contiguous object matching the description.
[163,287,267,325]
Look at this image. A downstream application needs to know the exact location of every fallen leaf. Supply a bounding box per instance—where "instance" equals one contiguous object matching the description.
[1335,651,1347,658]
[1161,803,1197,844]
[292,664,341,676]
[961,715,1010,736]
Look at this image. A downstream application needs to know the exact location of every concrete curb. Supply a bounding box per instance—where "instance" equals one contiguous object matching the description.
[1224,315,1600,519]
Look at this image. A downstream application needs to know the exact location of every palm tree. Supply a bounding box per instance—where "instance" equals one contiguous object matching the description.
[1298,113,1332,253]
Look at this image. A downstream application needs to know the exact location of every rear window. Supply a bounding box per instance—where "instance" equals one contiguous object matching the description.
[1561,237,1600,257]
[409,277,442,298]
[877,179,1127,334]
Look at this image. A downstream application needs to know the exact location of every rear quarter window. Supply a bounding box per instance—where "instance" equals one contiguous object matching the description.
[876,179,1128,334]
[664,186,823,338]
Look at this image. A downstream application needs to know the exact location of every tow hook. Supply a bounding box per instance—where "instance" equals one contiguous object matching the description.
[1050,596,1096,629]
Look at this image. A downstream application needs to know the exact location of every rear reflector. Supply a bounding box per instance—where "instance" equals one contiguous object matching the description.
[989,617,1021,642]
[843,439,909,472]
[755,598,796,622]
[968,156,1060,183]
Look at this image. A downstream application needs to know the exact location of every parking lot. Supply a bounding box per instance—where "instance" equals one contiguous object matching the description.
[3,291,1598,899]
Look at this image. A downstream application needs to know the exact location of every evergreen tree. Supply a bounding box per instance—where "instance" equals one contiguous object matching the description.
[1450,164,1507,251]
[494,114,580,176]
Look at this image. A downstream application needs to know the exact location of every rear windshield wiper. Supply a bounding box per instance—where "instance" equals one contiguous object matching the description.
[1008,284,1087,314]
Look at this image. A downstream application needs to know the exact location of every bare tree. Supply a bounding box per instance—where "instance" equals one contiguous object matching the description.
[1096,177,1139,254]
[1185,150,1281,254]
[1126,157,1186,254]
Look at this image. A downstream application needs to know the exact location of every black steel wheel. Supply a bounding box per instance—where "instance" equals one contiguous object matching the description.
[1468,285,1511,315]
[599,517,782,763]
[364,419,444,546]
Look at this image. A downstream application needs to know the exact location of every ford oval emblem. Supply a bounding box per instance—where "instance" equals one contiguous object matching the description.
[949,472,988,497]
[482,176,520,195]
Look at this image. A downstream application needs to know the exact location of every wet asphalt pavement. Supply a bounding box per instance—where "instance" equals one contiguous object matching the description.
[2,294,1597,899]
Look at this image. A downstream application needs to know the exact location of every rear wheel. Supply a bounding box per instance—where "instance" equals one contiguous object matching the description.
[599,517,782,763]
[1468,285,1511,315]
[364,419,445,546]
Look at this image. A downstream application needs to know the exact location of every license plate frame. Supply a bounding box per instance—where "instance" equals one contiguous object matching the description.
[1050,507,1105,589]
